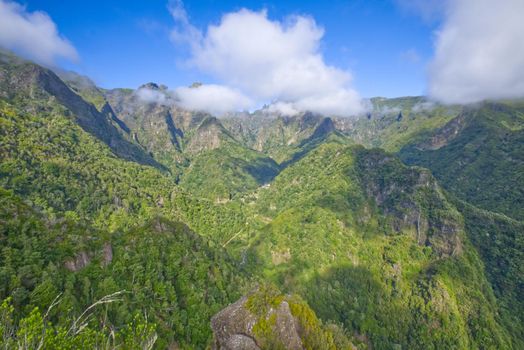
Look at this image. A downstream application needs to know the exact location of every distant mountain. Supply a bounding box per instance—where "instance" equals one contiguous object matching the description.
[178,115,280,200]
[222,111,337,163]
[334,96,462,151]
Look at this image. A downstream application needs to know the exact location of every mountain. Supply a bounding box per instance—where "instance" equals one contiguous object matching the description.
[334,96,462,152]
[239,142,514,349]
[399,101,524,221]
[222,111,340,163]
[178,116,280,200]
[0,51,159,168]
[0,188,247,348]
[1,51,523,349]
[54,68,108,111]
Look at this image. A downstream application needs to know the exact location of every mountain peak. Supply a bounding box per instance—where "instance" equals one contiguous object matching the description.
[138,82,167,91]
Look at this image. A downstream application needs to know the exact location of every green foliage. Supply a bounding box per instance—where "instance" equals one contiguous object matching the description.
[179,140,279,200]
[338,96,460,152]
[0,100,176,230]
[0,297,157,349]
[241,142,515,349]
[399,102,524,220]
[0,186,248,348]
[1,52,523,349]
[455,200,524,347]
[222,112,332,164]
[245,284,347,350]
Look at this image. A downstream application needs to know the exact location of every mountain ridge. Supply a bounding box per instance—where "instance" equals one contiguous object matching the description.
[1,50,523,349]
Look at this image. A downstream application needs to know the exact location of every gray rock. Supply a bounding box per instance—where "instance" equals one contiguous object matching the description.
[211,295,303,350]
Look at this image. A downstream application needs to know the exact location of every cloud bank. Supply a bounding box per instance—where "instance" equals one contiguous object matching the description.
[174,85,253,115]
[135,84,253,116]
[428,0,524,104]
[136,87,170,105]
[0,0,78,65]
[169,1,364,116]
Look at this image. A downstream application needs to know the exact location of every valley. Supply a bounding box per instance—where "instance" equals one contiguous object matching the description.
[0,50,523,349]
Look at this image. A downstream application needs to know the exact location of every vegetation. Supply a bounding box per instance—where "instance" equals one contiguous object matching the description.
[179,139,279,201]
[454,199,524,346]
[1,51,523,348]
[399,102,524,220]
[242,143,514,349]
[0,186,248,348]
[244,284,348,350]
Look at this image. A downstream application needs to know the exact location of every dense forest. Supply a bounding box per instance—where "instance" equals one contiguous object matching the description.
[0,50,523,349]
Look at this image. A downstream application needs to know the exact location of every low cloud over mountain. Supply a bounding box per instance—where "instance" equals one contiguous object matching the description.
[169,0,364,116]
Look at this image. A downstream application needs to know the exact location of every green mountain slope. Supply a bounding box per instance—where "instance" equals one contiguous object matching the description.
[54,68,108,111]
[0,188,247,348]
[103,84,194,174]
[0,100,174,229]
[239,142,517,349]
[0,51,158,168]
[178,116,280,200]
[399,101,524,220]
[1,51,523,349]
[334,96,461,152]
[454,200,524,342]
[222,111,333,163]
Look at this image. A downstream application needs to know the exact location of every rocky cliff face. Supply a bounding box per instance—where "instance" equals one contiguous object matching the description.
[355,147,463,256]
[186,116,233,154]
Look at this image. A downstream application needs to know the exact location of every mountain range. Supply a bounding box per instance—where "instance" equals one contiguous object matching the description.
[1,50,523,349]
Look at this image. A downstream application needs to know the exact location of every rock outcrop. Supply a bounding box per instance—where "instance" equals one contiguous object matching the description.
[64,242,113,272]
[211,285,353,350]
[211,296,302,350]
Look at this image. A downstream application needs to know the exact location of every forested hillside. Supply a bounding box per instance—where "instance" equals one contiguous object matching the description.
[1,51,523,349]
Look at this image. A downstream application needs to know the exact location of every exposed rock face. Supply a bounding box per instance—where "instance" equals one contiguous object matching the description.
[211,295,303,350]
[64,251,91,272]
[64,243,113,272]
[186,116,232,154]
[419,112,467,150]
[269,301,303,350]
[224,334,260,350]
[309,117,335,140]
[356,148,462,257]
[102,242,113,267]
[211,296,259,349]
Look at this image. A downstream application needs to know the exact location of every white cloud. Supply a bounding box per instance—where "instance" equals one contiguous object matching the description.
[136,87,170,105]
[412,101,436,112]
[429,0,524,104]
[168,0,202,49]
[266,101,300,116]
[174,84,253,115]
[135,83,252,115]
[169,3,364,116]
[0,0,78,65]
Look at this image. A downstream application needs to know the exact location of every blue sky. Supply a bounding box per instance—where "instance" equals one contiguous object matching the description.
[23,0,436,98]
[3,0,521,115]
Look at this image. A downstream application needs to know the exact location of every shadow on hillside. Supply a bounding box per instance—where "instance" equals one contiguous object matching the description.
[298,265,395,347]
[243,157,280,184]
